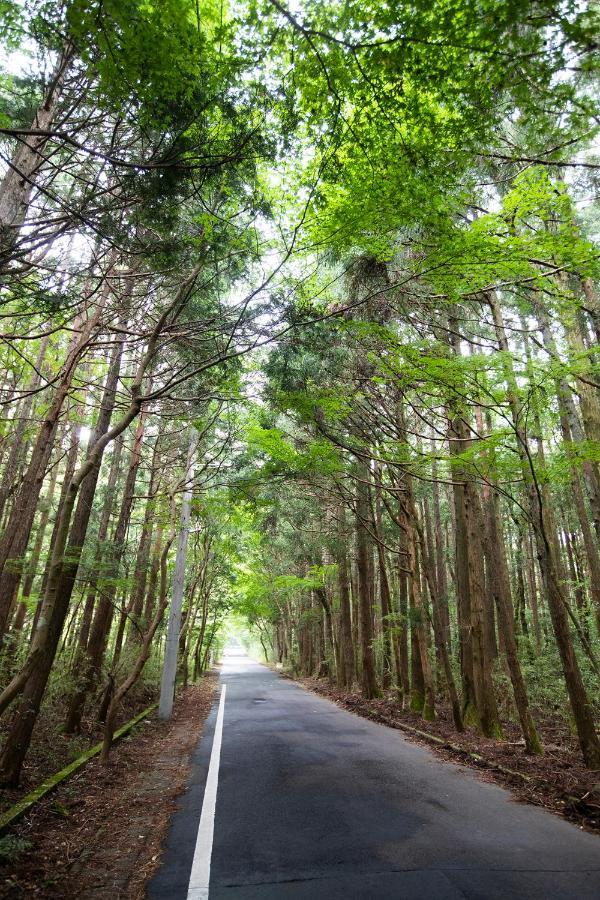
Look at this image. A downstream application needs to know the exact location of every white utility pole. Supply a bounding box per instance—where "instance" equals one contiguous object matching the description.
[158,427,199,720]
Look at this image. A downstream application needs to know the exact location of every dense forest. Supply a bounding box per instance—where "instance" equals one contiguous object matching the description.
[0,0,599,801]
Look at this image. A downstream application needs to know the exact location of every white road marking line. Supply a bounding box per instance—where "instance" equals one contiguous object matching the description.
[187,683,227,900]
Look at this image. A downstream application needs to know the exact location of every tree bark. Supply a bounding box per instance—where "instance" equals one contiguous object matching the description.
[355,458,379,698]
[0,44,74,269]
[100,530,174,763]
[488,291,600,767]
[336,505,355,688]
[0,335,50,525]
[158,428,199,720]
[409,497,462,730]
[0,307,103,640]
[0,331,126,784]
[63,436,124,733]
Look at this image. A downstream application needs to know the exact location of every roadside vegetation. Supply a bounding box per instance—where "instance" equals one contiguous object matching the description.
[0,0,599,836]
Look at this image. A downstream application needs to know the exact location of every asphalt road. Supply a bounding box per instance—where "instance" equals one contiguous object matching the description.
[148,655,600,899]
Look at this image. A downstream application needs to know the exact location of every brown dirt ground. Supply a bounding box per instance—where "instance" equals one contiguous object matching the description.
[0,685,157,815]
[0,675,216,899]
[297,676,600,834]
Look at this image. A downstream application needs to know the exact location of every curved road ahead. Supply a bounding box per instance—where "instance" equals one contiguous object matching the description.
[149,656,600,899]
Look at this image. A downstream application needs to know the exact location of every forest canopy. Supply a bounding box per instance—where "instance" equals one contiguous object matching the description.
[0,0,599,790]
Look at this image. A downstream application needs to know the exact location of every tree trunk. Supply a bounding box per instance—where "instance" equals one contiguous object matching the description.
[100,530,174,763]
[373,464,393,690]
[409,498,462,730]
[447,316,502,737]
[483,480,542,754]
[124,434,162,647]
[537,306,600,630]
[158,428,198,720]
[355,459,379,698]
[336,505,355,688]
[63,436,124,733]
[0,332,127,784]
[397,527,410,703]
[0,335,50,524]
[9,456,59,637]
[406,511,435,720]
[489,291,600,767]
[0,307,103,640]
[108,408,150,670]
[0,44,74,268]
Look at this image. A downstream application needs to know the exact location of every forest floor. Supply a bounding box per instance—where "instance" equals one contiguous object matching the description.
[0,675,216,898]
[0,683,158,815]
[297,676,600,834]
